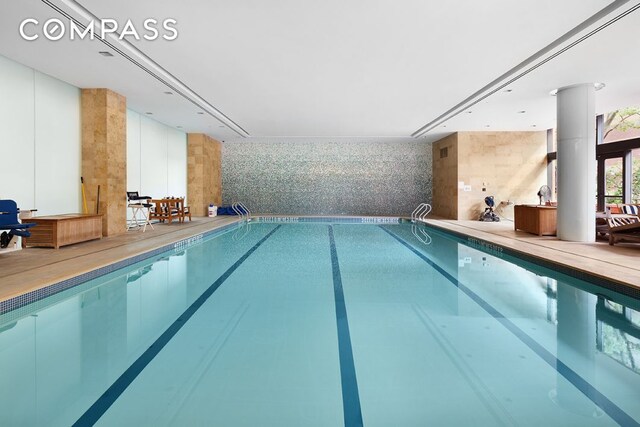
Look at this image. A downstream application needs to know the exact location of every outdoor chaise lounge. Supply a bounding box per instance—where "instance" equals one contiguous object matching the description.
[607,215,640,246]
[618,203,640,217]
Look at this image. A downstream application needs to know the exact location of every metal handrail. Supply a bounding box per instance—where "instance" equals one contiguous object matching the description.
[231,203,243,219]
[411,203,432,222]
[233,221,252,241]
[411,204,425,221]
[237,202,251,221]
[411,224,432,245]
[232,202,252,222]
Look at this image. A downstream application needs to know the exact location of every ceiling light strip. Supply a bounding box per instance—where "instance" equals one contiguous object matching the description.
[411,0,640,138]
[40,0,250,137]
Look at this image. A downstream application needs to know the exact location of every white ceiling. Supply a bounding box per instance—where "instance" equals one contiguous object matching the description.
[1,0,639,141]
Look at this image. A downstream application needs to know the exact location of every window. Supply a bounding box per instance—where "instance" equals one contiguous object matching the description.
[604,299,624,314]
[602,107,640,143]
[604,157,623,205]
[549,108,640,211]
[546,129,557,197]
[634,149,640,204]
[596,108,640,211]
[596,297,640,374]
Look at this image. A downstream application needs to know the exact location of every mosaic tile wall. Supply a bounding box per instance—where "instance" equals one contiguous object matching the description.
[222,138,432,216]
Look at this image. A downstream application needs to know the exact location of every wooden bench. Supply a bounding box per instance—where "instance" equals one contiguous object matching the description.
[22,214,102,249]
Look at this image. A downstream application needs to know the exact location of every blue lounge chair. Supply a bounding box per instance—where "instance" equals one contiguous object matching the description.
[0,200,36,248]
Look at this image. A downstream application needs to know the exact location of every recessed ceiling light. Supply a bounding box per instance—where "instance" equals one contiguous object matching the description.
[163,91,173,95]
[467,111,472,114]
[442,125,447,128]
[176,126,183,129]
[98,51,114,57]
[517,110,526,114]
[485,125,490,127]
[218,125,225,128]
[504,89,513,93]
[532,124,537,127]
[197,112,204,115]
[145,112,153,115]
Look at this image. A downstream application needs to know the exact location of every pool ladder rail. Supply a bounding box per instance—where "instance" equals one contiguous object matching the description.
[411,224,432,245]
[411,203,432,223]
[411,203,432,245]
[232,202,252,222]
[233,221,252,241]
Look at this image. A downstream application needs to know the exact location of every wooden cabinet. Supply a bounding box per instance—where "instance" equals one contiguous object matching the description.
[514,205,557,236]
[23,214,102,249]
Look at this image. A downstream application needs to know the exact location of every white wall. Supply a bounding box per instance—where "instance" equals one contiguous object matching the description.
[0,55,81,216]
[167,128,188,197]
[0,54,187,231]
[126,110,187,201]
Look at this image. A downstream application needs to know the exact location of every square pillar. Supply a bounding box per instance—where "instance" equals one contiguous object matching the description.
[188,133,221,216]
[81,89,127,236]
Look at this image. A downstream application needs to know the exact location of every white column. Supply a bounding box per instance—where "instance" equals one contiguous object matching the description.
[555,282,596,413]
[556,84,596,242]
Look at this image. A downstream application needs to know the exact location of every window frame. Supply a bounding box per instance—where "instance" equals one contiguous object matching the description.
[547,116,640,211]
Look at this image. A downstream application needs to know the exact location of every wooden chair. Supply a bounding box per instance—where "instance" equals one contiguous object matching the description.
[176,199,191,222]
[149,198,183,224]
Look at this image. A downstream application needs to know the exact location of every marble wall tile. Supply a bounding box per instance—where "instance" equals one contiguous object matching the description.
[222,139,432,216]
[432,131,547,220]
[188,133,222,216]
[81,89,127,236]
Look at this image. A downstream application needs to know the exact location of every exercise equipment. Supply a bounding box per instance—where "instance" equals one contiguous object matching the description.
[479,195,500,222]
[0,199,37,248]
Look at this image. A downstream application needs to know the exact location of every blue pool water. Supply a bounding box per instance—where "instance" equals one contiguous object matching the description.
[1,221,639,426]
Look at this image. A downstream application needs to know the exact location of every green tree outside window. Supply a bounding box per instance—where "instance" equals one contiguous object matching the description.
[603,107,640,204]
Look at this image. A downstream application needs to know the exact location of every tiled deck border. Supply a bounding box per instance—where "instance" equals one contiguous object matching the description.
[0,222,239,316]
[2,216,639,321]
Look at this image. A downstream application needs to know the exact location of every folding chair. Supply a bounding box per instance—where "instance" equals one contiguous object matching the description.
[127,191,154,232]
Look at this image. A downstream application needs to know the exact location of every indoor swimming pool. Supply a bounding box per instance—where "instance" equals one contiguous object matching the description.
[0,220,639,426]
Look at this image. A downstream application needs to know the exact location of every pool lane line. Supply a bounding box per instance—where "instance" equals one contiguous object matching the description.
[379,225,639,427]
[73,225,282,427]
[328,226,364,427]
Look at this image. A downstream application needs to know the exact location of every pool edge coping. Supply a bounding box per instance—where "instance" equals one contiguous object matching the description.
[2,215,639,317]
[0,220,242,316]
[419,218,640,299]
[0,216,401,316]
